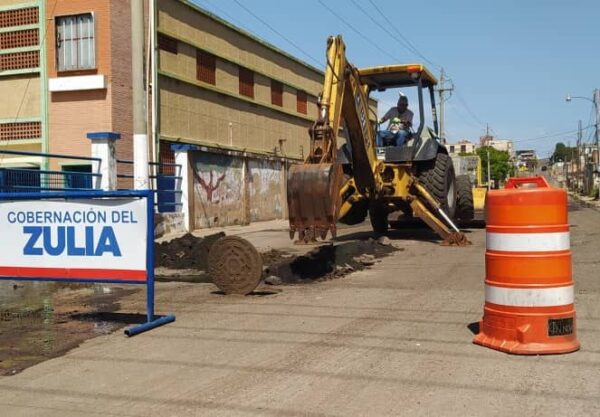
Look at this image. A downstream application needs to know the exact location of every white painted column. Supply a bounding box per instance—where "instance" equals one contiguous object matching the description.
[175,149,189,232]
[87,132,120,191]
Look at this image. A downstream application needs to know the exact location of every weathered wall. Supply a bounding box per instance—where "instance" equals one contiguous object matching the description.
[190,150,286,229]
[191,151,246,228]
[247,159,283,222]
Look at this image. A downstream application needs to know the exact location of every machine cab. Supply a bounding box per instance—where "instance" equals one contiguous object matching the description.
[358,64,445,162]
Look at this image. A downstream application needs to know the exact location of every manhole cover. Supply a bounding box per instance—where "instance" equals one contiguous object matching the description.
[208,236,263,295]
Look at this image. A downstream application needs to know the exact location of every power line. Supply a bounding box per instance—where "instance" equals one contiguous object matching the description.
[317,0,400,63]
[230,0,322,67]
[366,0,441,70]
[194,0,248,29]
[349,0,415,63]
[514,125,594,144]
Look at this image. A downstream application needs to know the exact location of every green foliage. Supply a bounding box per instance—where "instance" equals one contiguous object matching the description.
[550,142,576,163]
[476,146,514,186]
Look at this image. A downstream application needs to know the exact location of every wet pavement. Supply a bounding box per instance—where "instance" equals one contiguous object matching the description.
[0,281,138,376]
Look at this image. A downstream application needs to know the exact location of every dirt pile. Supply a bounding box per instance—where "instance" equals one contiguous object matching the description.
[265,239,400,283]
[154,232,225,270]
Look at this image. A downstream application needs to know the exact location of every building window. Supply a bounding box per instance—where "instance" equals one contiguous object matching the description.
[449,145,455,153]
[271,80,283,106]
[158,33,177,54]
[196,50,216,85]
[239,67,254,99]
[56,13,95,71]
[297,90,307,114]
[460,144,466,153]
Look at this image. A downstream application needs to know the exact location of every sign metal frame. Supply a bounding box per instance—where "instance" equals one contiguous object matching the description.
[0,190,175,336]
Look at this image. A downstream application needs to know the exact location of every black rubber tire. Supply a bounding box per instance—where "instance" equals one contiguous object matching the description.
[339,199,368,225]
[369,201,389,235]
[416,152,456,218]
[455,175,475,222]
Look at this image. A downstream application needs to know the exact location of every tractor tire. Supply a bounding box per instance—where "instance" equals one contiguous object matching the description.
[455,175,475,222]
[369,201,389,235]
[416,152,456,219]
[339,199,368,225]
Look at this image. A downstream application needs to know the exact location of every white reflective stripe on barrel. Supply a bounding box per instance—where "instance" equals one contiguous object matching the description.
[485,285,574,307]
[486,232,570,252]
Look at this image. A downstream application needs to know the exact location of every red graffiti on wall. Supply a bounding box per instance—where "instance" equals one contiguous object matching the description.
[195,170,226,203]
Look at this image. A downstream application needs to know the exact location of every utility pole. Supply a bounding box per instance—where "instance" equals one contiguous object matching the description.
[437,68,453,144]
[594,88,600,192]
[132,0,149,190]
[577,120,582,193]
[487,148,491,190]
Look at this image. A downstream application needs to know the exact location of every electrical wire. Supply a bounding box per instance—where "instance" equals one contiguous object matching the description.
[514,125,594,144]
[366,0,441,70]
[317,0,401,63]
[231,0,322,68]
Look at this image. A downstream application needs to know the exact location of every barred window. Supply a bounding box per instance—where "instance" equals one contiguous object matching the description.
[196,50,216,85]
[239,67,254,99]
[297,90,307,114]
[271,80,283,106]
[56,13,95,71]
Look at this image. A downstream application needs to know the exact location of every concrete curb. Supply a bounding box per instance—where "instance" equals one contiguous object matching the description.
[569,192,600,212]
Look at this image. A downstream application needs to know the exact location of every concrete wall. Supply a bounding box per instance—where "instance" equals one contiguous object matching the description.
[191,151,246,228]
[189,150,286,229]
[248,158,284,222]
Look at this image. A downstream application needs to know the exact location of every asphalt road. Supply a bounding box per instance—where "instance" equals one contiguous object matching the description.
[0,201,598,416]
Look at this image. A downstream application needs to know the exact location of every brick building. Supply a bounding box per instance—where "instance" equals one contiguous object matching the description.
[1,0,377,229]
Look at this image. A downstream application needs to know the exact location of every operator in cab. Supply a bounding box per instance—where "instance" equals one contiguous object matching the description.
[377,93,413,147]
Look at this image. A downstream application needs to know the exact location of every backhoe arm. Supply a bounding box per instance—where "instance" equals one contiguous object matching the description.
[288,35,380,242]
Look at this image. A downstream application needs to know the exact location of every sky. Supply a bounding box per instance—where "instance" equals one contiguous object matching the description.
[192,0,600,159]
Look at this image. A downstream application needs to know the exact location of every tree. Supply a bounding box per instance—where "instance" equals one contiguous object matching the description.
[476,146,515,187]
[550,142,576,163]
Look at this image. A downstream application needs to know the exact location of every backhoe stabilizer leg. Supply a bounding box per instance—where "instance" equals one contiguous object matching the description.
[409,182,471,246]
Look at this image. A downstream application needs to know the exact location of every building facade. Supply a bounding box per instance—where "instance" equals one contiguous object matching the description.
[0,0,133,176]
[0,1,47,167]
[448,139,477,156]
[1,0,377,230]
[480,135,515,158]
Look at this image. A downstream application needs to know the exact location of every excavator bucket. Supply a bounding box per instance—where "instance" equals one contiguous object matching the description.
[287,162,343,243]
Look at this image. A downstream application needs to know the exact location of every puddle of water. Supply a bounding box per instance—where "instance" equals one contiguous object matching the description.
[0,281,138,376]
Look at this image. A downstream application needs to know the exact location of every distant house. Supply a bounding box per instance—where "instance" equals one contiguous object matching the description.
[480,135,515,158]
[516,149,537,170]
[448,139,477,155]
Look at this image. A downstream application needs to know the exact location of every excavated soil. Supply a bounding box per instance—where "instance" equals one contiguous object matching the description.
[154,232,225,270]
[265,239,400,283]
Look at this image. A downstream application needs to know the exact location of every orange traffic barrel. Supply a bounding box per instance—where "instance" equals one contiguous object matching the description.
[473,176,580,354]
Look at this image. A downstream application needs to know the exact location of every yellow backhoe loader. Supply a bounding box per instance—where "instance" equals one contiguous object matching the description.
[287,36,471,245]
